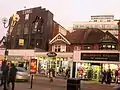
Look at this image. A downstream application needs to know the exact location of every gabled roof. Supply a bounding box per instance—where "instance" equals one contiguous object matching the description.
[83,28,105,44]
[49,33,71,45]
[65,28,110,44]
[100,31,118,43]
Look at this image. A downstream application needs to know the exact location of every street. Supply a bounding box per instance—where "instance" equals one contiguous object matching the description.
[0,76,118,90]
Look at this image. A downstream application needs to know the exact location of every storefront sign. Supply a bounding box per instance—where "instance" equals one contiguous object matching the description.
[81,53,119,61]
[30,59,37,74]
[47,52,57,57]
[19,39,24,46]
[22,9,32,14]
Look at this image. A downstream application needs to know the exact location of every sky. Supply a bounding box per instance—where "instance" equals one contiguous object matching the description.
[0,0,120,39]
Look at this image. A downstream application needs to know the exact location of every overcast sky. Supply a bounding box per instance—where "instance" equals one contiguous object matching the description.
[0,0,120,39]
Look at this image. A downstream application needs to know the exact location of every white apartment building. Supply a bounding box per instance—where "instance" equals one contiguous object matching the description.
[73,15,119,38]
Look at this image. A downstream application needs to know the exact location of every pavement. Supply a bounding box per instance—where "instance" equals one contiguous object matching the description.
[0,76,119,90]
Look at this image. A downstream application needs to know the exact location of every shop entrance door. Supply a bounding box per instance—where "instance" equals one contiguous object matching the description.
[92,65,100,81]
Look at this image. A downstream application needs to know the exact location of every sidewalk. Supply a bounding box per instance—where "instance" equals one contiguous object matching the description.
[0,76,117,90]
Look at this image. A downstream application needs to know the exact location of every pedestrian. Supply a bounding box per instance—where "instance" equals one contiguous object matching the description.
[7,63,17,90]
[48,68,55,83]
[115,69,118,83]
[101,70,106,84]
[106,69,112,84]
[0,60,9,90]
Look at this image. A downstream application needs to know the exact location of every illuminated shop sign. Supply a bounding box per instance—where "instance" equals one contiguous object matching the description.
[47,52,57,57]
[30,59,37,74]
[81,53,119,61]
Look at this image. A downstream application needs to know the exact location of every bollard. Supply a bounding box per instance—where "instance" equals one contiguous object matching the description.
[30,74,33,89]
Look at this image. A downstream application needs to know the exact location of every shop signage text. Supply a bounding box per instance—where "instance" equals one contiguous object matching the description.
[81,53,119,61]
[47,52,57,57]
[22,9,32,14]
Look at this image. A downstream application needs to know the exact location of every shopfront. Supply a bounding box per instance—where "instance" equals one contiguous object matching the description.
[35,52,73,76]
[71,50,120,82]
[5,49,34,70]
[7,56,30,69]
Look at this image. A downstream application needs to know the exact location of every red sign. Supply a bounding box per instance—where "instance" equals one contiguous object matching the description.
[30,59,37,74]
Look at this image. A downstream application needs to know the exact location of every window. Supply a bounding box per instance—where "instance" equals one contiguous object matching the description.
[74,46,81,50]
[32,22,38,33]
[25,14,29,20]
[107,45,111,48]
[36,39,42,48]
[57,36,61,39]
[100,44,116,50]
[15,38,19,48]
[24,23,29,34]
[16,67,26,72]
[107,20,111,22]
[83,45,92,50]
[112,45,115,48]
[16,24,21,35]
[54,45,61,52]
[30,38,35,48]
[94,20,97,22]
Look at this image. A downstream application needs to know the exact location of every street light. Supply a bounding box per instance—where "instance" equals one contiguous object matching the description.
[2,13,20,61]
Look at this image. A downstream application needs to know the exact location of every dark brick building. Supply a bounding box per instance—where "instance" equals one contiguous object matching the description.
[8,6,53,51]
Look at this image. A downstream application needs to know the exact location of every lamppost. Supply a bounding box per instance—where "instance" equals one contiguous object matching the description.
[2,13,20,61]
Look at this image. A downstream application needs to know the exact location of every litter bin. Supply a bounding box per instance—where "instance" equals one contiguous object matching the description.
[67,78,81,90]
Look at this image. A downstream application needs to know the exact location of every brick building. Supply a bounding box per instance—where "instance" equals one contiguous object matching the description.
[8,6,53,51]
[49,28,118,52]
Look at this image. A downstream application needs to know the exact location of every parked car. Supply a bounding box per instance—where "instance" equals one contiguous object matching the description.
[16,67,30,81]
[0,67,30,82]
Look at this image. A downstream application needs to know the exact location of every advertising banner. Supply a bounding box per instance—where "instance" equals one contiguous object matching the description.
[30,59,37,74]
[19,39,24,46]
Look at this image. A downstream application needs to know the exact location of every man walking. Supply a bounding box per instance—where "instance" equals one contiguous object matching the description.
[0,60,9,90]
[7,63,17,90]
